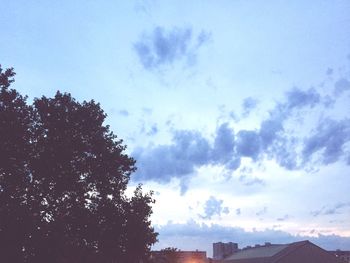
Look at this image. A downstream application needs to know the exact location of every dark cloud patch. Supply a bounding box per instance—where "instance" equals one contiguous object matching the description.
[132,86,346,192]
[242,97,259,117]
[284,87,320,110]
[134,26,210,70]
[311,202,350,217]
[236,130,261,160]
[134,26,191,69]
[236,90,317,163]
[241,87,323,167]
[334,78,350,96]
[133,123,240,193]
[270,137,299,170]
[154,221,350,255]
[211,123,235,164]
[199,196,229,220]
[259,118,284,149]
[302,118,350,165]
[248,88,320,154]
[133,130,211,184]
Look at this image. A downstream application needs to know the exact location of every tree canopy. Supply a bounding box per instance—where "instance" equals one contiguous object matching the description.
[0,65,157,262]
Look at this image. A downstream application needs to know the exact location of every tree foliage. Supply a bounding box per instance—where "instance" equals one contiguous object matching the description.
[0,65,157,262]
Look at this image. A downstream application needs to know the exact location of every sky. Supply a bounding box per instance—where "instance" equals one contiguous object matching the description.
[1,0,350,257]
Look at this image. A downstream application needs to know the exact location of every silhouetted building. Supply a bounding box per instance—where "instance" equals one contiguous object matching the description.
[213,242,239,260]
[220,240,341,263]
[150,250,207,263]
[329,250,350,263]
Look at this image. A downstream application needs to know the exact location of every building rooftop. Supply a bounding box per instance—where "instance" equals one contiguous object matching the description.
[222,240,341,263]
[225,244,289,260]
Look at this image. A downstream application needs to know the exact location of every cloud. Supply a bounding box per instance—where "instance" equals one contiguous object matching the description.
[154,220,350,255]
[199,196,229,220]
[238,175,265,187]
[132,85,349,192]
[118,109,129,116]
[236,208,241,216]
[133,123,239,192]
[256,207,268,217]
[334,78,350,96]
[236,130,261,160]
[134,26,210,70]
[277,214,290,221]
[284,87,320,110]
[258,118,283,150]
[211,123,235,165]
[196,31,212,48]
[146,124,158,136]
[133,130,211,184]
[326,68,333,75]
[311,202,350,217]
[270,137,299,170]
[226,87,321,169]
[302,118,350,165]
[253,87,322,168]
[241,97,259,117]
[236,87,322,166]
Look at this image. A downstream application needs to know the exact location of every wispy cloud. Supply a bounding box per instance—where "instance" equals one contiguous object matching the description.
[311,202,350,217]
[238,175,264,187]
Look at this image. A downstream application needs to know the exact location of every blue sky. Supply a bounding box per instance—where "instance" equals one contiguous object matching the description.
[1,0,350,256]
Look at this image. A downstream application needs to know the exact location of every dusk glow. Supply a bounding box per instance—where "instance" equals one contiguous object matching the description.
[1,0,350,257]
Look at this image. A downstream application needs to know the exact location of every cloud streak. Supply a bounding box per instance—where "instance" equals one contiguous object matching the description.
[311,202,350,217]
[132,86,350,191]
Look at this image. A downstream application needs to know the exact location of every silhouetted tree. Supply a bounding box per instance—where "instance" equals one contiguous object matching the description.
[0,66,33,262]
[0,65,157,262]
